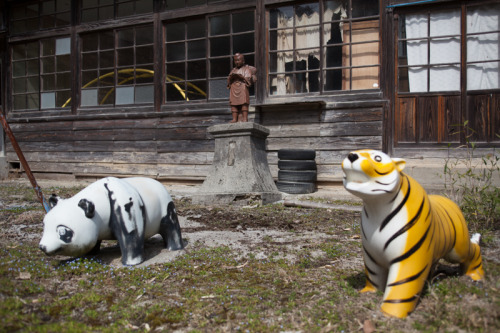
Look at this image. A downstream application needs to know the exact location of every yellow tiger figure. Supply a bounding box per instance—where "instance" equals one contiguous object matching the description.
[342,149,484,318]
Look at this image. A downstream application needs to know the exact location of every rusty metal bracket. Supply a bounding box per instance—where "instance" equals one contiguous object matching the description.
[0,108,51,213]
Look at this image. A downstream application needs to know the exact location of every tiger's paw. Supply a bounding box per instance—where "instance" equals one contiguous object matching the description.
[360,281,377,293]
[466,267,484,281]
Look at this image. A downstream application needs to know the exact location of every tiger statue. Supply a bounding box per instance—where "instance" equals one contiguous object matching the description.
[342,149,484,318]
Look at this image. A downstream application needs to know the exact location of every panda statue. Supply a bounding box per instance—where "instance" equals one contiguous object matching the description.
[39,177,184,266]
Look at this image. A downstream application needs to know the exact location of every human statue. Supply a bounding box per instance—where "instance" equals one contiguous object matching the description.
[227,53,257,123]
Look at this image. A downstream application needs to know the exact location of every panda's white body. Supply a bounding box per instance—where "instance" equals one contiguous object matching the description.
[39,177,184,265]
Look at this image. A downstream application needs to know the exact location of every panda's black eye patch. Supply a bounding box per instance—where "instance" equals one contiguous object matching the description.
[57,225,74,243]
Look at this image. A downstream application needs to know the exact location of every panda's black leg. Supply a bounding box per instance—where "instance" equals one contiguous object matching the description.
[86,240,102,255]
[160,201,184,250]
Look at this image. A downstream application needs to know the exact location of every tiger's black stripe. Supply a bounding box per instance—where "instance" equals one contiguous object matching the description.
[389,177,404,203]
[366,275,379,289]
[383,197,425,250]
[383,295,418,304]
[443,209,457,249]
[365,264,378,276]
[387,265,428,287]
[390,225,431,265]
[363,245,380,266]
[380,176,411,232]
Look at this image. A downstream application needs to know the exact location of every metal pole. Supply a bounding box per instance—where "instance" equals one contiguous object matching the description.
[0,107,51,213]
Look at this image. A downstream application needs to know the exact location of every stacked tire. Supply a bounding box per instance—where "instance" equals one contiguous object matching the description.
[276,149,317,194]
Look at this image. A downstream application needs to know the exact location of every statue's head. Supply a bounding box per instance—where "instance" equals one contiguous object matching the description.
[233,53,245,68]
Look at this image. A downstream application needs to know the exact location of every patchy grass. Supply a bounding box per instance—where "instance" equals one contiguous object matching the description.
[0,182,499,332]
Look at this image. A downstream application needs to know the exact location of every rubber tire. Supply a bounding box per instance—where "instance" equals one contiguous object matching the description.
[276,181,316,194]
[278,159,317,171]
[278,170,317,182]
[278,149,316,160]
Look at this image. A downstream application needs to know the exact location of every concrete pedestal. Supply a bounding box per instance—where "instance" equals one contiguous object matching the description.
[193,122,282,205]
[0,157,8,180]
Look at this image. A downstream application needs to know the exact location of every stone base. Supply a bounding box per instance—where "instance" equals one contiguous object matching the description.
[194,122,282,205]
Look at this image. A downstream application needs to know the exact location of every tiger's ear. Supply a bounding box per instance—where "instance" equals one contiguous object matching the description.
[392,158,406,172]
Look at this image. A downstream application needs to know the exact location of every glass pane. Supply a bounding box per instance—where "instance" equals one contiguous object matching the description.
[117,48,134,67]
[99,87,114,105]
[57,0,71,11]
[233,33,254,54]
[467,62,500,90]
[232,11,254,33]
[406,40,428,66]
[187,19,205,39]
[116,86,135,104]
[467,4,500,33]
[188,40,205,59]
[82,8,98,22]
[13,62,26,77]
[351,67,379,90]
[166,42,185,62]
[136,66,154,84]
[269,74,288,95]
[81,89,98,106]
[135,85,154,103]
[14,95,27,110]
[27,60,39,75]
[295,3,320,27]
[187,0,204,7]
[407,67,428,92]
[167,82,186,101]
[324,1,345,21]
[101,50,114,68]
[404,14,428,39]
[13,44,26,60]
[429,65,459,91]
[13,78,26,93]
[42,74,55,90]
[42,39,55,56]
[210,37,230,57]
[100,31,114,50]
[56,54,70,71]
[117,2,134,17]
[27,93,40,109]
[352,42,379,66]
[166,0,184,10]
[209,79,227,99]
[398,67,409,92]
[166,22,185,41]
[136,26,153,45]
[27,42,39,58]
[56,73,71,89]
[324,43,343,68]
[166,64,185,81]
[56,12,71,26]
[352,0,379,18]
[99,6,114,20]
[42,57,55,73]
[430,37,460,64]
[430,10,460,37]
[187,80,206,100]
[467,33,500,62]
[136,0,153,14]
[187,60,206,79]
[210,15,230,36]
[82,53,98,70]
[82,34,98,52]
[210,58,230,78]
[136,46,154,64]
[296,27,320,48]
[82,0,98,9]
[118,29,134,47]
[41,92,56,109]
[57,90,71,108]
[324,69,343,91]
[270,7,293,29]
[82,70,98,87]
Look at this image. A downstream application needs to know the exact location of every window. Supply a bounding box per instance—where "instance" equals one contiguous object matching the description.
[397,3,500,93]
[165,11,255,102]
[165,0,225,10]
[81,26,154,106]
[81,0,153,23]
[12,37,72,111]
[268,0,380,96]
[10,0,71,34]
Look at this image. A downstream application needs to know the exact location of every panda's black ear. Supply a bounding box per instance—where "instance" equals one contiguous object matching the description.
[49,194,60,208]
[78,199,95,218]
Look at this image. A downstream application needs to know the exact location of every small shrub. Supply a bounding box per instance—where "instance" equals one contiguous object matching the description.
[443,121,500,231]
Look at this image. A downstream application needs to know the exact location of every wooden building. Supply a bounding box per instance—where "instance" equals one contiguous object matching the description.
[0,0,498,186]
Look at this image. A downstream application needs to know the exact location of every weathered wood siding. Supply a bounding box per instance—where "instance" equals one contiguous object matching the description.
[6,99,385,184]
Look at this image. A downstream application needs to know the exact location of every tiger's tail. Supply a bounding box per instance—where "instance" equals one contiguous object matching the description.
[461,233,484,281]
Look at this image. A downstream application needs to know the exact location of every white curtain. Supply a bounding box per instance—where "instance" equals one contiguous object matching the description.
[466,5,500,90]
[405,10,461,92]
